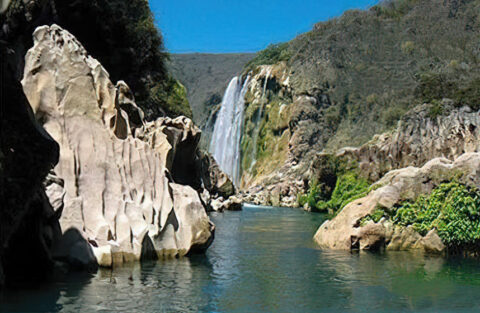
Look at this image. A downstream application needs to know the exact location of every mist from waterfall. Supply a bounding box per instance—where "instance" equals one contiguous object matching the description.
[210,75,250,186]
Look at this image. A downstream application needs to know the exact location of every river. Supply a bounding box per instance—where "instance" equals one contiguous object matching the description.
[2,204,480,312]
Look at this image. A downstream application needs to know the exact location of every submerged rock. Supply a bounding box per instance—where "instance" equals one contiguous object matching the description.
[21,25,214,267]
[210,196,243,212]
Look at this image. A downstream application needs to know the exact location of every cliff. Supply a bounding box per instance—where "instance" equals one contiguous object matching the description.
[234,0,480,207]
[0,0,222,286]
[21,24,214,266]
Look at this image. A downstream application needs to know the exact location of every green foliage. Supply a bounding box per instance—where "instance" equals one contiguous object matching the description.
[371,0,420,19]
[316,173,370,213]
[360,207,388,226]
[414,72,458,104]
[381,106,407,128]
[149,78,192,118]
[324,106,342,128]
[299,172,370,213]
[427,100,445,119]
[454,78,480,111]
[394,182,480,247]
[298,180,323,209]
[245,43,292,71]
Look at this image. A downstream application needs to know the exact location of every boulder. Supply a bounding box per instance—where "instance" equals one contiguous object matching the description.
[210,196,242,212]
[21,25,214,267]
[314,153,480,253]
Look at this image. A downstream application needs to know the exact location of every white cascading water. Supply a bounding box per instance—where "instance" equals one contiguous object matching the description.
[210,75,250,186]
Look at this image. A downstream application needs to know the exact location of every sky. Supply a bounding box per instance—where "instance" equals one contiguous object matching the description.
[150,0,380,54]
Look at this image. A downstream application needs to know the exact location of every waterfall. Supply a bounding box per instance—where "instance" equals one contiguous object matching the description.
[210,75,250,186]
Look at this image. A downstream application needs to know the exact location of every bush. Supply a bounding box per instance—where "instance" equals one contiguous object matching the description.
[316,172,370,213]
[414,72,458,104]
[427,100,445,119]
[454,78,480,111]
[360,207,388,225]
[245,43,292,71]
[149,78,192,118]
[298,172,370,213]
[298,180,323,209]
[393,182,480,247]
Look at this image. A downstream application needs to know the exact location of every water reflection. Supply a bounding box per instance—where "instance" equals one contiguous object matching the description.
[3,206,480,312]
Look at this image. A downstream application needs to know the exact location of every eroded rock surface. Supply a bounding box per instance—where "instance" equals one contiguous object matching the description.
[21,25,214,267]
[336,102,480,182]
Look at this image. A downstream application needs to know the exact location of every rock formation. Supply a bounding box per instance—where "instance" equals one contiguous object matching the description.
[336,102,480,182]
[21,24,214,267]
[314,152,480,253]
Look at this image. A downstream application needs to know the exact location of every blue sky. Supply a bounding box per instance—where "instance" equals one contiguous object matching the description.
[151,0,379,54]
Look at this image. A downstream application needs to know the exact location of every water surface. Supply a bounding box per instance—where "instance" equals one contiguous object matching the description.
[3,205,480,312]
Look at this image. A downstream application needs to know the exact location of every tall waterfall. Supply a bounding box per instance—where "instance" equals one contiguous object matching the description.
[210,76,250,186]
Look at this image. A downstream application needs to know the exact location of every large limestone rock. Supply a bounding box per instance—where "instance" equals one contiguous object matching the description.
[21,24,214,267]
[314,153,480,253]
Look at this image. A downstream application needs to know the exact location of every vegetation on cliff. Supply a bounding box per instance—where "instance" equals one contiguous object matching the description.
[241,0,480,163]
[1,0,190,119]
[244,43,291,72]
[298,172,370,214]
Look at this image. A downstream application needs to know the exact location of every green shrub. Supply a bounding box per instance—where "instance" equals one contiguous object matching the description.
[149,77,192,118]
[394,182,480,247]
[427,100,445,119]
[360,207,388,226]
[298,180,323,209]
[316,173,370,213]
[299,172,370,213]
[245,43,292,71]
[453,78,480,111]
[414,72,458,104]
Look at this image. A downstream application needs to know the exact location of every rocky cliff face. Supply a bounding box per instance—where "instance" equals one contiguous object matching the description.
[20,25,214,267]
[238,62,333,207]
[336,102,480,182]
[233,0,480,208]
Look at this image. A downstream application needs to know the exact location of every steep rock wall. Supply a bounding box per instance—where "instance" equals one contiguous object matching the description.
[21,25,214,267]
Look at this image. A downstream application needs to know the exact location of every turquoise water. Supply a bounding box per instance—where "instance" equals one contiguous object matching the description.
[3,204,480,312]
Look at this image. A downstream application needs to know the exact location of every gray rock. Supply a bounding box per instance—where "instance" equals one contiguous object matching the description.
[22,25,214,266]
